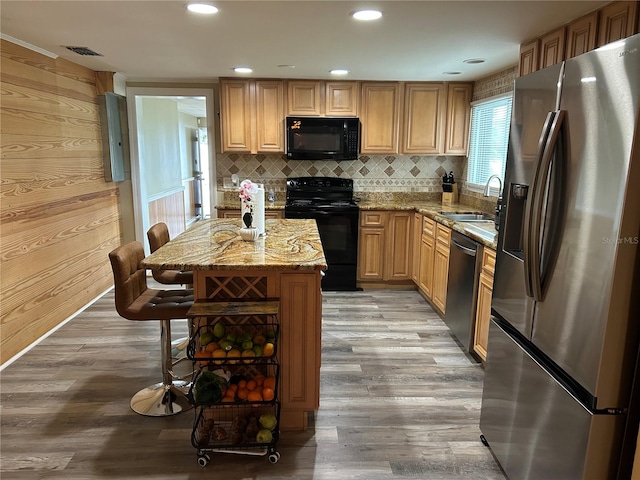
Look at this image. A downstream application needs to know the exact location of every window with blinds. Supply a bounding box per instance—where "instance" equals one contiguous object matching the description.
[466,94,513,189]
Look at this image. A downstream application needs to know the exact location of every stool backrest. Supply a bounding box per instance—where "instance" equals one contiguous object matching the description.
[147,222,170,253]
[108,241,148,317]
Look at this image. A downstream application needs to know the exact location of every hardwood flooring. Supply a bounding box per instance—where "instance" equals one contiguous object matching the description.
[0,287,506,479]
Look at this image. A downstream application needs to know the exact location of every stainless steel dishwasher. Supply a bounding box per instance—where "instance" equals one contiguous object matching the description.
[444,231,481,357]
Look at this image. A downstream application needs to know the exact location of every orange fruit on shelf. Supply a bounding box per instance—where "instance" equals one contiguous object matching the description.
[247,391,263,402]
[254,374,265,386]
[194,350,209,366]
[227,384,238,393]
[221,394,234,403]
[246,379,257,391]
[262,387,275,401]
[212,349,227,364]
[263,376,276,390]
[237,388,249,400]
[237,380,247,389]
[205,342,220,353]
[226,348,241,364]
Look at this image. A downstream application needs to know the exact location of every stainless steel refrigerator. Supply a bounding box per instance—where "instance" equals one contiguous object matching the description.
[480,34,640,480]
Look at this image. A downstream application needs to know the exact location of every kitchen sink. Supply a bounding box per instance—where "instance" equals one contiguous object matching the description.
[439,212,494,223]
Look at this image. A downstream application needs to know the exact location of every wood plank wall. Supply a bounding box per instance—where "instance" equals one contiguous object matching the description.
[0,40,122,364]
[148,190,185,241]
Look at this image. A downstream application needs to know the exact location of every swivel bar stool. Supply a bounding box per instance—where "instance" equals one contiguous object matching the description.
[109,240,194,416]
[146,222,194,286]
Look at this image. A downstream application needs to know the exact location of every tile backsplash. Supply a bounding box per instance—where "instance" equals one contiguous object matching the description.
[216,153,465,193]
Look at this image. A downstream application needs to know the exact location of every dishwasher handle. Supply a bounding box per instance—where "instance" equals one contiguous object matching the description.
[451,237,477,256]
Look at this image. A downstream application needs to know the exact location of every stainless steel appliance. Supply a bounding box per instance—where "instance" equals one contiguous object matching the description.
[444,231,480,356]
[285,177,360,291]
[286,117,360,161]
[480,34,640,480]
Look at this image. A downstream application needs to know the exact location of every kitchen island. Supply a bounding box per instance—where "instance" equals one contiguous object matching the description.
[141,218,327,430]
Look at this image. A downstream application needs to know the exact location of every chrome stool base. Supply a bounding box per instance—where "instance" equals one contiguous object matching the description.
[130,380,192,416]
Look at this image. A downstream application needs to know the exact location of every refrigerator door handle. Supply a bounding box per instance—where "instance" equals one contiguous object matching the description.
[523,111,556,298]
[527,109,566,302]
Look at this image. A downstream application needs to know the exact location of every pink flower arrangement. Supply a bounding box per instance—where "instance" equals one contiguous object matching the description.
[238,179,258,228]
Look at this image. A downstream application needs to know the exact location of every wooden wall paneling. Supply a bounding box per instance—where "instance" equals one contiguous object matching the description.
[147,190,186,240]
[0,39,121,364]
[566,11,599,58]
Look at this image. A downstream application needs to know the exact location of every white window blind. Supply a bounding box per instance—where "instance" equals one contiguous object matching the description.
[467,94,513,188]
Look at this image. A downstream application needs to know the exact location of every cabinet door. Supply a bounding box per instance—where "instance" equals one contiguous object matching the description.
[358,227,385,280]
[220,210,241,218]
[286,80,321,116]
[597,1,639,47]
[360,82,401,154]
[220,79,252,152]
[384,212,412,280]
[411,213,422,284]
[255,80,284,153]
[431,224,451,314]
[401,83,446,154]
[473,248,496,362]
[519,39,539,76]
[444,83,472,155]
[419,233,434,299]
[279,272,321,412]
[566,11,598,58]
[539,27,566,69]
[325,81,358,116]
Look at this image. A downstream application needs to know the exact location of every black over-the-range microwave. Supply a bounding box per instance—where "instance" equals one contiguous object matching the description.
[286,116,360,161]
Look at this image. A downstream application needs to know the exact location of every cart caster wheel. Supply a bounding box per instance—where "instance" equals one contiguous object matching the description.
[268,452,280,464]
[197,454,210,467]
[480,434,489,447]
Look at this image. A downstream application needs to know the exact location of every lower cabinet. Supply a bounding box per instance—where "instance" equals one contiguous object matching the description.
[357,210,412,283]
[219,209,284,219]
[418,216,436,298]
[411,212,422,283]
[473,247,496,362]
[431,224,451,314]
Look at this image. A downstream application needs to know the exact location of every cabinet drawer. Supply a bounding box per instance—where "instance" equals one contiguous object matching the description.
[482,247,496,276]
[423,216,436,236]
[435,224,451,246]
[360,211,386,227]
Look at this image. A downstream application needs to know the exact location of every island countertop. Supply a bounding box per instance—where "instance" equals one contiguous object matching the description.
[141,218,327,271]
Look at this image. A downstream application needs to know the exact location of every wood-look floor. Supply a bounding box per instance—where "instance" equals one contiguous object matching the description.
[0,287,506,480]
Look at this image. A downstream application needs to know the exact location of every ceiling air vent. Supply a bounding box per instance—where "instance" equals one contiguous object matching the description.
[63,46,103,56]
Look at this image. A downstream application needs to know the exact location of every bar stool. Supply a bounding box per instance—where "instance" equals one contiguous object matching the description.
[146,222,194,286]
[109,240,194,417]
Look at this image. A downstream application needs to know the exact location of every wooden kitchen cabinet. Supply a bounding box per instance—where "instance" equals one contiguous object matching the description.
[597,1,639,47]
[286,80,358,117]
[444,83,472,155]
[519,39,539,76]
[539,27,566,69]
[566,11,599,58]
[401,83,446,154]
[360,82,402,154]
[473,247,496,362]
[219,209,283,219]
[411,212,422,284]
[418,216,436,298]
[358,210,412,283]
[219,78,284,154]
[431,223,451,314]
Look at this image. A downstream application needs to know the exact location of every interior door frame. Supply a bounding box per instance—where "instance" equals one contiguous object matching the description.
[125,86,217,250]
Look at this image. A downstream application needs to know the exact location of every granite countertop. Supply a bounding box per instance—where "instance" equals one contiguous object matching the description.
[141,218,327,271]
[358,199,499,249]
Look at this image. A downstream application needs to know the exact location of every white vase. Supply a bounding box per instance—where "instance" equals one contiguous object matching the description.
[239,227,259,242]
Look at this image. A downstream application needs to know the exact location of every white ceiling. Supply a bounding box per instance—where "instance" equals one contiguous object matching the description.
[1,0,608,85]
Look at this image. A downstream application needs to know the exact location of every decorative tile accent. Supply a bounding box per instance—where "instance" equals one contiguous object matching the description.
[472,65,517,102]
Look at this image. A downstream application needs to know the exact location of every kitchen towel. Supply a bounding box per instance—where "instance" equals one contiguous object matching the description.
[254,184,265,236]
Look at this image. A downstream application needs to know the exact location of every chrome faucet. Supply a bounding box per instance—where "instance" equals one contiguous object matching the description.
[483,174,503,229]
[483,174,503,198]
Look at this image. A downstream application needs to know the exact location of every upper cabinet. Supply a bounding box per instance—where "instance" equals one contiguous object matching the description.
[444,83,472,155]
[519,1,639,76]
[401,82,446,155]
[360,82,402,154]
[566,11,599,58]
[539,27,566,69]
[597,1,639,47]
[219,78,284,154]
[286,80,358,117]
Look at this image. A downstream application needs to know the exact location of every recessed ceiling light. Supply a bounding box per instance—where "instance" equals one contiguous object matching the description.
[330,69,349,75]
[277,64,296,69]
[233,67,253,73]
[351,9,382,21]
[443,71,462,76]
[463,58,486,64]
[187,3,218,14]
